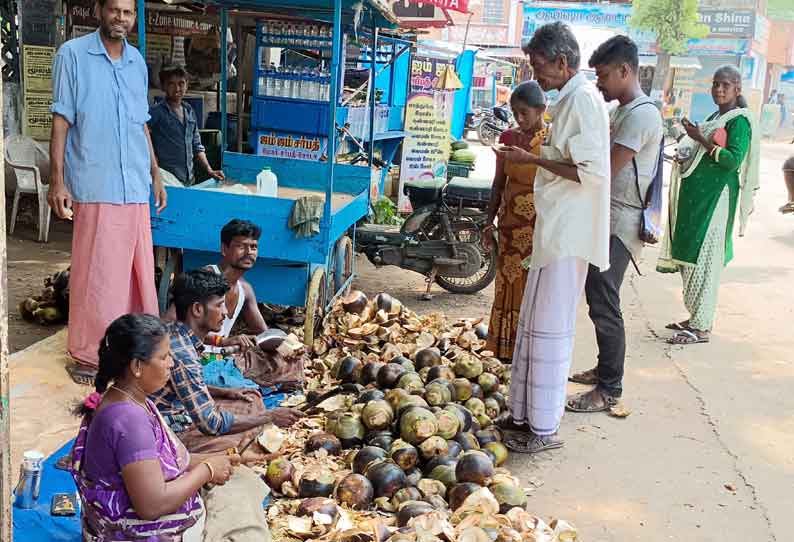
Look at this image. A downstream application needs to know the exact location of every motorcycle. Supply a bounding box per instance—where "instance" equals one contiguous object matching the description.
[356,177,497,297]
[464,108,487,136]
[477,105,514,146]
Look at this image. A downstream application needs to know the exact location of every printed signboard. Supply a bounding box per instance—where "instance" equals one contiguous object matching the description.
[697,9,755,38]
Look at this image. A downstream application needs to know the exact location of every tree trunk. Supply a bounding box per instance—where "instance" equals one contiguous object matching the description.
[651,52,672,107]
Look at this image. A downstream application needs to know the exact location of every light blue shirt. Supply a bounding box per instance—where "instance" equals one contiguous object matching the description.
[50,30,152,204]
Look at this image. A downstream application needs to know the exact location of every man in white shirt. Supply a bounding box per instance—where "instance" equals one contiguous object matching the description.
[496,22,611,454]
[567,36,663,412]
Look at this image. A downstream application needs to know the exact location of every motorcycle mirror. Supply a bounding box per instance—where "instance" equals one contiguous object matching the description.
[493,107,510,122]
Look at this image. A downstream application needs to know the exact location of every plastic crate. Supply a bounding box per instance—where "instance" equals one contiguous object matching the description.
[447,161,473,179]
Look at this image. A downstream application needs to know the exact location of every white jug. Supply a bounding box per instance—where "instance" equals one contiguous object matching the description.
[256,167,278,197]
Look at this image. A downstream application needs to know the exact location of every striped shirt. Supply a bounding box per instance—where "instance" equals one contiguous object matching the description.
[150,321,234,435]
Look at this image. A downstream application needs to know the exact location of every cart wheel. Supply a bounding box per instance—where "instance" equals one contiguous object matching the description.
[304,267,327,350]
[333,236,354,296]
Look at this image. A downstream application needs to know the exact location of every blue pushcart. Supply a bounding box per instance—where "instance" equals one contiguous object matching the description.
[140,0,409,346]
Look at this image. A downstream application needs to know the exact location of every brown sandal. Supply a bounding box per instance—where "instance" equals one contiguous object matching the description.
[568,367,598,385]
[566,388,618,413]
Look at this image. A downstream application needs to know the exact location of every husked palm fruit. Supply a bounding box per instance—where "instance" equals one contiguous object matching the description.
[475,428,501,447]
[483,357,503,375]
[360,362,385,386]
[465,398,486,417]
[362,400,395,431]
[377,363,407,389]
[297,497,338,519]
[446,439,463,458]
[375,292,402,315]
[490,482,527,514]
[447,482,482,510]
[357,388,386,404]
[484,397,501,420]
[391,487,422,508]
[33,306,62,324]
[428,463,457,488]
[396,395,429,417]
[299,472,336,498]
[484,441,508,467]
[366,460,407,498]
[390,440,419,471]
[454,357,484,379]
[353,446,389,475]
[385,388,410,411]
[422,455,457,476]
[399,407,438,445]
[335,473,375,510]
[452,378,473,402]
[425,379,453,407]
[477,372,500,395]
[332,413,366,448]
[414,347,442,371]
[444,403,474,433]
[434,409,460,440]
[264,457,294,492]
[304,432,343,456]
[334,356,363,383]
[470,383,485,399]
[487,392,507,412]
[404,467,422,487]
[418,435,449,461]
[425,365,456,383]
[397,372,425,394]
[396,501,434,528]
[366,430,394,451]
[455,451,494,485]
[476,413,493,428]
[342,290,369,314]
[454,432,481,452]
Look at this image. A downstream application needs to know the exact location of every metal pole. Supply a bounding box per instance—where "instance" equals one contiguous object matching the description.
[235,18,245,153]
[136,0,146,58]
[0,70,12,542]
[325,0,342,231]
[367,25,378,166]
[220,8,228,159]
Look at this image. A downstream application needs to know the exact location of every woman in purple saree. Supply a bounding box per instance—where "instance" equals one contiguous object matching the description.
[71,314,237,541]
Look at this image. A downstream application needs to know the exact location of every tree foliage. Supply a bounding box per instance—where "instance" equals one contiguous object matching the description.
[629,0,709,55]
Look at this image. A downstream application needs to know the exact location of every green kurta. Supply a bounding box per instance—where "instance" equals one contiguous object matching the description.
[671,115,752,265]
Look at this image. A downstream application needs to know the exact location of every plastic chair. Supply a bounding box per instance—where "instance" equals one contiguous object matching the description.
[5,135,51,242]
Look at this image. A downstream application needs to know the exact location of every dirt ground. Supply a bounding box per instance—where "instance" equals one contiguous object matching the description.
[6,141,794,541]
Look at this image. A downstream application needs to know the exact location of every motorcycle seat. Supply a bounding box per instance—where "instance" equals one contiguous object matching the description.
[404,178,447,208]
[446,177,492,204]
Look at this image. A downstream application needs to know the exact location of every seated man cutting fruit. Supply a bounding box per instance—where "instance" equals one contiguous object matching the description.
[165,219,306,391]
[153,269,303,457]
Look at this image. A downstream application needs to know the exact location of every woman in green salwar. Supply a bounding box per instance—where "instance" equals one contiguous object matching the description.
[657,66,760,345]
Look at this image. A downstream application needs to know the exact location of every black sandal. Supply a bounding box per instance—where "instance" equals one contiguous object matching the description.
[504,433,564,454]
[566,388,618,413]
[67,364,97,386]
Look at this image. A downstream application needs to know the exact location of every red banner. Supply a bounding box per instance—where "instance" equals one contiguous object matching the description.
[407,0,469,15]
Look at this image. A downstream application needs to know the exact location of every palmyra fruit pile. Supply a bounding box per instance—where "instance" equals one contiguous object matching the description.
[257,291,577,542]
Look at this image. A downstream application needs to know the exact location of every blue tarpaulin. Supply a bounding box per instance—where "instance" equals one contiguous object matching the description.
[12,389,293,540]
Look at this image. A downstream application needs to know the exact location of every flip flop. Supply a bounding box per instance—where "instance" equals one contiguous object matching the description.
[665,320,690,331]
[566,388,618,413]
[778,202,794,214]
[504,433,564,454]
[668,329,709,345]
[67,364,97,386]
[568,367,598,385]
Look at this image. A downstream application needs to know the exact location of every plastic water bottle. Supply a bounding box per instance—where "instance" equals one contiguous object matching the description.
[256,167,278,197]
[264,66,274,97]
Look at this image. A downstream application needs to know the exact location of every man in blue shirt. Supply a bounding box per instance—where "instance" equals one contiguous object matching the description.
[48,0,166,380]
[148,66,224,186]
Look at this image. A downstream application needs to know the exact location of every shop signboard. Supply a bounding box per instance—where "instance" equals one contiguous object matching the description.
[697,9,755,38]
[405,0,468,14]
[255,131,327,161]
[687,38,751,56]
[19,0,57,45]
[391,0,447,27]
[397,55,455,212]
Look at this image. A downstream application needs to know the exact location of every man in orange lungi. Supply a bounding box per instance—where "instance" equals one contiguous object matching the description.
[48,0,167,382]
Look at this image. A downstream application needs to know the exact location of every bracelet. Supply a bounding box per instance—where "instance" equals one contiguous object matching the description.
[202,461,215,482]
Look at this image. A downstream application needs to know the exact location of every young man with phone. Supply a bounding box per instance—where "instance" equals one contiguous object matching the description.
[566,36,663,412]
